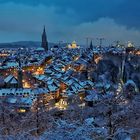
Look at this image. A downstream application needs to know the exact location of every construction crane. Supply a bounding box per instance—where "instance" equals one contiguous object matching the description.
[113,40,121,47]
[97,37,105,49]
[58,40,63,47]
[113,40,126,48]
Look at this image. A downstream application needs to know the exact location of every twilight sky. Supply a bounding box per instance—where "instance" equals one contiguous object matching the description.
[0,0,140,45]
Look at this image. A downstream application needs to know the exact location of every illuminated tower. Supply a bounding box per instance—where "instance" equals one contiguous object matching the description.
[41,26,48,52]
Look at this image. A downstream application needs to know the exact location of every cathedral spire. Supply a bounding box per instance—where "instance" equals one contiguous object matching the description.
[43,25,46,34]
[90,40,93,50]
[41,26,48,52]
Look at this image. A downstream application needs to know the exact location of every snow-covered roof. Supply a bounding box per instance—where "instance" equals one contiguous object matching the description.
[4,75,14,83]
[0,88,33,96]
[10,78,18,84]
[34,75,46,81]
[6,97,33,106]
[4,75,18,84]
[6,62,18,68]
[35,47,45,51]
[48,84,58,92]
[7,98,17,104]
[125,80,136,87]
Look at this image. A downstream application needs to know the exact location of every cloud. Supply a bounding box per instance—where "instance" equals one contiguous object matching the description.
[0,2,140,46]
[0,0,140,29]
[0,2,76,42]
[69,18,140,46]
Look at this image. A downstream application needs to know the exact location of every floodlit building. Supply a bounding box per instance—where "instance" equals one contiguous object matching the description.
[67,41,80,49]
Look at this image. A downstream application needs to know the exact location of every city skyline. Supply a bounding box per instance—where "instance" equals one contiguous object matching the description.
[0,1,140,138]
[0,0,140,45]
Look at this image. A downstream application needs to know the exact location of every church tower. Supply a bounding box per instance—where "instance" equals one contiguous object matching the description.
[41,26,48,51]
[90,40,93,50]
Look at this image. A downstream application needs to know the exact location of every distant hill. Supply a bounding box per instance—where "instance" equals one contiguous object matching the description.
[0,41,62,48]
[0,41,85,49]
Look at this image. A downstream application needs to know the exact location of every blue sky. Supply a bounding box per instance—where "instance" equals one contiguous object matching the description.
[0,0,140,45]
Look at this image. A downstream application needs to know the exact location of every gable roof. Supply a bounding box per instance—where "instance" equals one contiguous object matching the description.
[4,75,18,84]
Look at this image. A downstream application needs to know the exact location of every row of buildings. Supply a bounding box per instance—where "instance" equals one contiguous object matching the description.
[0,27,140,112]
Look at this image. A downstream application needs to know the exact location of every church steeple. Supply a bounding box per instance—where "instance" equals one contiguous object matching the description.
[90,40,93,50]
[41,26,48,51]
[43,26,46,35]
